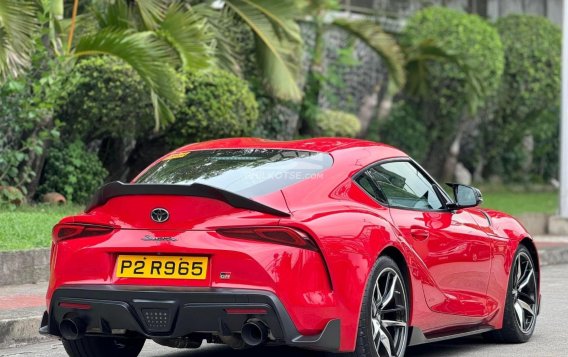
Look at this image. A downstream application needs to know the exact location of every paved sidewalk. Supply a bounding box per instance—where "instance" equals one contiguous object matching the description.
[0,236,567,349]
[0,282,50,348]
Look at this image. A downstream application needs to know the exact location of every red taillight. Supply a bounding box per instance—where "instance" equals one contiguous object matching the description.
[216,226,319,251]
[52,223,114,242]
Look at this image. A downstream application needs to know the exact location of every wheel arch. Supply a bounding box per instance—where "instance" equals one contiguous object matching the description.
[519,237,540,289]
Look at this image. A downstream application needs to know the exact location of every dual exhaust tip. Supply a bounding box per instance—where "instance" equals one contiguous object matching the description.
[59,317,86,341]
[59,317,269,347]
[240,320,269,347]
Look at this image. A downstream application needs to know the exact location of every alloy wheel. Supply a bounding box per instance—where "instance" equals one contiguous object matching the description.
[370,268,408,357]
[511,251,538,334]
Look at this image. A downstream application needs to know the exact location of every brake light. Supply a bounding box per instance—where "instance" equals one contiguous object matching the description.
[216,226,319,251]
[53,223,114,242]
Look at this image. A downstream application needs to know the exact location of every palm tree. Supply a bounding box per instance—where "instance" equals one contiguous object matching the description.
[0,0,306,129]
[190,0,304,101]
[0,1,38,81]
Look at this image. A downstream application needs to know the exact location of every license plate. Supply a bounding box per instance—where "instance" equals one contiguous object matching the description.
[116,255,208,280]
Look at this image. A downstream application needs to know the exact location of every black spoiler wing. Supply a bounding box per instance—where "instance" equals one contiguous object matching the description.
[85,181,291,217]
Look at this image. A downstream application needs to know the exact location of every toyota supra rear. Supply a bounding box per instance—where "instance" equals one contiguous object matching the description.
[41,138,540,357]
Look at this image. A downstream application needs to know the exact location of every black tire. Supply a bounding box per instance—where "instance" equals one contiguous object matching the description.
[62,336,145,357]
[339,256,410,357]
[483,245,538,343]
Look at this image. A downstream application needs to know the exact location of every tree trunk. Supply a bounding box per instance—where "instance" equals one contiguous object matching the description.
[298,17,325,136]
[125,135,170,181]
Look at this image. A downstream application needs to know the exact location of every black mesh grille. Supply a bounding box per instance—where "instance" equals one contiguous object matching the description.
[142,308,170,331]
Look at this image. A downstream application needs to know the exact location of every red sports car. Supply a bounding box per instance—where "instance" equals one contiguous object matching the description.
[41,138,540,357]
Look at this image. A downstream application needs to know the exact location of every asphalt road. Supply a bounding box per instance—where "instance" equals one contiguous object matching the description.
[1,264,567,357]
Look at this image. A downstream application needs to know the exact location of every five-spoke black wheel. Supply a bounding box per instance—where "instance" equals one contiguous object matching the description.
[484,245,538,343]
[348,255,409,357]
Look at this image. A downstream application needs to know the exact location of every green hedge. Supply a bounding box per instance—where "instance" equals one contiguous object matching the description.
[316,109,361,138]
[379,101,428,161]
[56,56,157,141]
[495,15,561,121]
[403,7,504,115]
[38,141,108,203]
[167,70,259,147]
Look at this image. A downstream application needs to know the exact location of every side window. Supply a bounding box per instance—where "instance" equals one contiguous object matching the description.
[355,172,388,203]
[366,161,444,210]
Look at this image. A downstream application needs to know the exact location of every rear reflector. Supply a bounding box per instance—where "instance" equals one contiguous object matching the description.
[53,223,114,242]
[59,302,92,310]
[216,226,319,251]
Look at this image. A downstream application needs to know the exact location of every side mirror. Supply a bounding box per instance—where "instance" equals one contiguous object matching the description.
[446,183,483,209]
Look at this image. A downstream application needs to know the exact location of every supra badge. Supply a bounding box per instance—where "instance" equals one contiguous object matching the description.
[141,235,177,242]
[150,208,169,223]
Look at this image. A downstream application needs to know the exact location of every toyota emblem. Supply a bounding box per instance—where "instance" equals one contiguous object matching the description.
[150,208,170,223]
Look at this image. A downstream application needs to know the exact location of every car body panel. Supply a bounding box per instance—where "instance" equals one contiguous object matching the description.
[44,138,538,353]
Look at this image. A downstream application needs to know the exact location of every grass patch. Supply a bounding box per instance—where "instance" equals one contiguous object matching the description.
[0,204,83,251]
[475,189,558,216]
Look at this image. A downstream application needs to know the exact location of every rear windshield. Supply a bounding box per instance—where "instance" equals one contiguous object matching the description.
[136,149,333,197]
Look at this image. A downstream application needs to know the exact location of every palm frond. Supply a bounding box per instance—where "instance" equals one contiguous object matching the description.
[224,0,303,101]
[73,29,182,127]
[0,0,38,80]
[135,0,168,30]
[333,19,405,89]
[193,4,239,74]
[404,38,484,101]
[157,3,212,71]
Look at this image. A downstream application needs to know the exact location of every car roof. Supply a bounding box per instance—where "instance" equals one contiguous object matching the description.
[171,137,405,156]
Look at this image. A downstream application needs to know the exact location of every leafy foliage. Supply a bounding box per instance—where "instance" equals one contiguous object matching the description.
[378,101,429,162]
[403,6,504,114]
[224,0,303,101]
[477,15,561,182]
[56,56,158,141]
[167,69,259,147]
[0,0,38,80]
[495,15,561,127]
[316,109,361,138]
[400,7,504,178]
[0,58,60,207]
[39,141,108,204]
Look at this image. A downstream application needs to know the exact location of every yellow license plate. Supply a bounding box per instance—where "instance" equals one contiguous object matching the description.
[116,255,208,280]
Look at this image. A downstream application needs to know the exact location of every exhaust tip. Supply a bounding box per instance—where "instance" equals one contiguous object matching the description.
[241,320,268,347]
[59,317,86,341]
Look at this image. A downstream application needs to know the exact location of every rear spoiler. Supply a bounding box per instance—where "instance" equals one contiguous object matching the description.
[85,181,291,217]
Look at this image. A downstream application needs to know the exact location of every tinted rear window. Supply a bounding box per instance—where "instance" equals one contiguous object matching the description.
[136,149,333,197]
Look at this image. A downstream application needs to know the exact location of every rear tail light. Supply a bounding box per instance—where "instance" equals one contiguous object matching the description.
[216,226,319,251]
[53,223,114,242]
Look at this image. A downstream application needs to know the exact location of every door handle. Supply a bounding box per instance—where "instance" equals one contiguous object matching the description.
[410,226,429,241]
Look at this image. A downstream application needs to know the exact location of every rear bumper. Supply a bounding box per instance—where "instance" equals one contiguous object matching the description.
[40,285,340,352]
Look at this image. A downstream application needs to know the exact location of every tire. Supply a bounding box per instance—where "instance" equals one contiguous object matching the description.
[62,336,145,357]
[340,256,410,357]
[483,245,538,343]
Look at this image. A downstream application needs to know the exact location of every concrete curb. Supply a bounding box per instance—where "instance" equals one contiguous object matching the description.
[0,249,50,286]
[0,316,51,349]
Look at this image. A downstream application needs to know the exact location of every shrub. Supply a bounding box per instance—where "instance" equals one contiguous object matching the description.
[0,68,60,207]
[167,70,259,147]
[316,109,361,137]
[495,15,561,121]
[39,141,108,204]
[479,15,561,182]
[402,7,504,177]
[56,56,156,141]
[379,101,429,162]
[403,7,504,112]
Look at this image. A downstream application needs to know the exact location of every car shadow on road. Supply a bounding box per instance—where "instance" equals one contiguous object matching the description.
[156,335,499,357]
